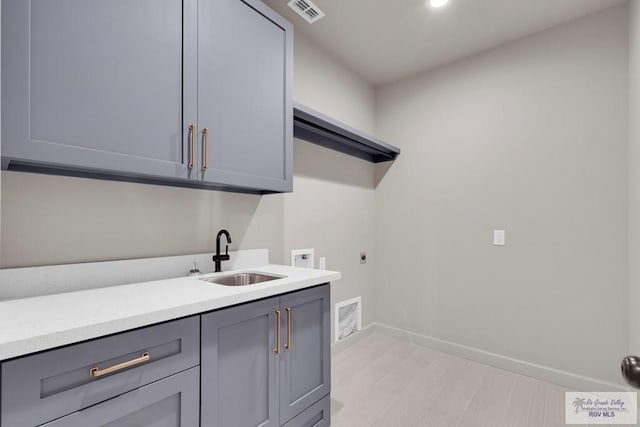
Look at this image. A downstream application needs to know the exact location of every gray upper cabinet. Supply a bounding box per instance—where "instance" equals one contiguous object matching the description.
[1,0,190,180]
[196,0,293,193]
[1,0,293,193]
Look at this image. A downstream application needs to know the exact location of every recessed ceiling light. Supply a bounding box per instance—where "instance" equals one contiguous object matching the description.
[429,0,449,8]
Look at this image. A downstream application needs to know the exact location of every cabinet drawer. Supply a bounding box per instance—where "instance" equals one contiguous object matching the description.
[1,316,199,427]
[41,367,200,427]
[282,395,330,427]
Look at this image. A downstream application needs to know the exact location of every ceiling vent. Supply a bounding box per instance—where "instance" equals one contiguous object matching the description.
[287,0,325,24]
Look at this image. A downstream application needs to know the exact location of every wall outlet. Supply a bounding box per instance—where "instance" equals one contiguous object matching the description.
[493,230,506,246]
[319,257,326,270]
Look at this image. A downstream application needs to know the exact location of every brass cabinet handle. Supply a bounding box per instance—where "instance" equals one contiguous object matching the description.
[273,310,281,354]
[202,128,209,171]
[89,352,150,378]
[188,124,195,169]
[284,307,291,350]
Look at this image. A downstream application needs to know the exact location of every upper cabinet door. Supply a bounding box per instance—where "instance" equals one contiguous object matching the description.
[197,0,293,193]
[1,0,191,180]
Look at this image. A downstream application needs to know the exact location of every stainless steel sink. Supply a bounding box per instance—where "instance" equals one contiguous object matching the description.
[200,272,285,286]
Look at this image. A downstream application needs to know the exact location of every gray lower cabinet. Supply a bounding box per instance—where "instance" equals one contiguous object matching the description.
[1,0,292,194]
[1,316,200,427]
[282,396,330,427]
[201,284,330,427]
[279,286,331,423]
[0,285,329,427]
[201,296,280,427]
[40,367,200,427]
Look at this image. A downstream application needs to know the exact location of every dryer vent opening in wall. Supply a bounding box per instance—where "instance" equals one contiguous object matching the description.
[287,0,325,24]
[335,297,362,342]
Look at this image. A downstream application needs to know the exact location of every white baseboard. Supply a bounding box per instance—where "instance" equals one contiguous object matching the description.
[331,322,375,356]
[371,322,628,392]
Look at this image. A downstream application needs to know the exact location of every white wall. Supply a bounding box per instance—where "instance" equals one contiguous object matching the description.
[0,173,284,267]
[374,4,628,387]
[291,31,375,134]
[629,0,640,356]
[283,140,376,340]
[285,32,377,338]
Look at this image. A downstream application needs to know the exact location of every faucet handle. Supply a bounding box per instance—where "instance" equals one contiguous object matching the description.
[225,244,229,256]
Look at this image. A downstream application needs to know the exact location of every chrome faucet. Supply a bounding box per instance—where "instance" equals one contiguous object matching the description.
[212,229,232,273]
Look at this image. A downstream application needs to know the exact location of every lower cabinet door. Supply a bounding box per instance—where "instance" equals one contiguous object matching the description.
[279,285,330,424]
[282,395,330,427]
[40,367,199,427]
[201,296,280,427]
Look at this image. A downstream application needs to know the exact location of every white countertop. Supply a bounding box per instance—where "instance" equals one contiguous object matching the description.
[0,264,340,360]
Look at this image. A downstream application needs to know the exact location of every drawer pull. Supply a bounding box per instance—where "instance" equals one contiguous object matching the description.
[89,352,150,378]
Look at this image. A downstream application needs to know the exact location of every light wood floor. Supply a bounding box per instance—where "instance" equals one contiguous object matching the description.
[330,332,623,427]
